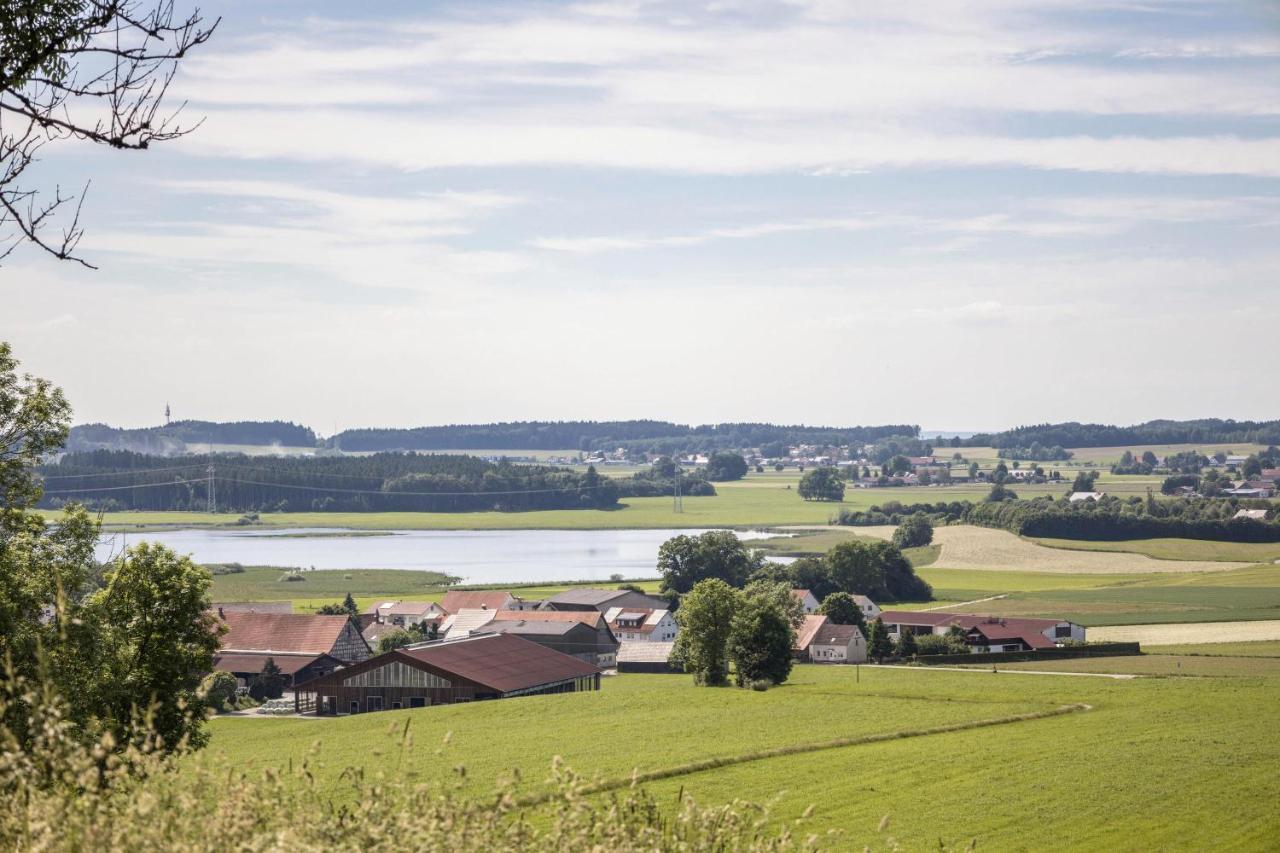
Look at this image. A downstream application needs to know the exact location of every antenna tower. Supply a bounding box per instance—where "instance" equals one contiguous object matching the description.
[673,462,683,513]
[206,463,216,513]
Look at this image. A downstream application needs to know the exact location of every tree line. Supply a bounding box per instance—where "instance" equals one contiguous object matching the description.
[950,419,1280,450]
[39,450,621,513]
[67,420,318,453]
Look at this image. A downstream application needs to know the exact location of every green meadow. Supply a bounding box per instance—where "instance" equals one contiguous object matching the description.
[204,665,1280,850]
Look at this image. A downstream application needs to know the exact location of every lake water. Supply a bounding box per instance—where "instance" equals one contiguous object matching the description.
[94,528,787,585]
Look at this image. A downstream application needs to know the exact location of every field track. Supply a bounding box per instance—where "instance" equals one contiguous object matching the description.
[1091,620,1280,645]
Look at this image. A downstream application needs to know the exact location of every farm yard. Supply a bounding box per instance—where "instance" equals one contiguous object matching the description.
[203,664,1280,850]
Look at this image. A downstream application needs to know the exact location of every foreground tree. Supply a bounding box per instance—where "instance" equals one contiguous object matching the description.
[656,530,764,595]
[818,591,867,632]
[0,1,217,265]
[673,579,740,686]
[797,466,845,501]
[86,542,222,747]
[728,594,794,687]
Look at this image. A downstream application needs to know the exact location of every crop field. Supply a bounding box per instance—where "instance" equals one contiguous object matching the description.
[954,653,1280,678]
[1090,619,1280,645]
[1145,640,1280,657]
[1031,537,1280,563]
[204,665,1280,849]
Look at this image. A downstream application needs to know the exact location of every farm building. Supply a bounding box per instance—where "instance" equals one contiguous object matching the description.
[854,595,881,620]
[791,589,820,614]
[441,608,619,666]
[604,607,678,642]
[809,624,867,664]
[793,614,828,661]
[617,641,678,673]
[440,590,516,613]
[293,633,600,715]
[541,587,669,613]
[1068,491,1105,503]
[1234,508,1269,521]
[213,611,371,687]
[879,611,1085,651]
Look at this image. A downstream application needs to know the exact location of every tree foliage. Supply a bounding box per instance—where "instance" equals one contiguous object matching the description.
[797,466,845,501]
[785,540,931,603]
[817,591,866,631]
[728,594,794,687]
[672,579,740,686]
[656,531,764,595]
[705,452,748,482]
[892,512,934,548]
[867,618,893,662]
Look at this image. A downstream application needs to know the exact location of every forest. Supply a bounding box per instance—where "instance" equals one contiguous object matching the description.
[954,419,1280,449]
[67,421,317,452]
[38,451,620,513]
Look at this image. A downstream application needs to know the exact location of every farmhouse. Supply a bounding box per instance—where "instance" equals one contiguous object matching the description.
[1068,491,1105,503]
[854,595,881,620]
[604,607,678,642]
[791,589,820,613]
[368,600,444,627]
[441,608,619,665]
[809,624,868,664]
[879,610,1085,651]
[541,587,669,613]
[293,633,600,715]
[213,611,371,687]
[793,613,828,661]
[440,590,516,613]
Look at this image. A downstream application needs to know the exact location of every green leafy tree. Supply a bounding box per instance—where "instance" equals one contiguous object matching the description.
[867,618,893,662]
[895,629,918,658]
[250,658,286,701]
[742,579,804,629]
[728,595,794,687]
[985,483,1018,502]
[1141,451,1159,466]
[797,466,845,501]
[378,627,417,653]
[673,579,741,686]
[1243,456,1263,478]
[199,671,239,713]
[888,455,913,475]
[706,452,748,482]
[992,461,1009,484]
[817,592,866,632]
[891,512,934,548]
[87,542,223,747]
[1071,470,1099,492]
[657,531,764,595]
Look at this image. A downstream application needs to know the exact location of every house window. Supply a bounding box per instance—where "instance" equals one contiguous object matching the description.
[1054,625,1072,639]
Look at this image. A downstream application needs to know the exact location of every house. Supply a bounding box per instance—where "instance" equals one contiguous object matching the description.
[604,607,678,642]
[212,601,292,615]
[1234,508,1270,521]
[964,623,1054,653]
[793,614,828,661]
[878,610,1085,652]
[1224,455,1249,466]
[1225,487,1273,499]
[1068,491,1105,503]
[1261,468,1280,485]
[213,611,372,687]
[808,624,867,664]
[791,589,820,614]
[439,590,516,614]
[541,588,669,613]
[293,633,601,715]
[617,640,677,673]
[368,600,444,627]
[854,595,881,620]
[908,456,938,467]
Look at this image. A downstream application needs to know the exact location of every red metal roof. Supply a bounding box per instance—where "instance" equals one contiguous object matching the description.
[398,633,600,693]
[492,609,603,627]
[219,612,352,654]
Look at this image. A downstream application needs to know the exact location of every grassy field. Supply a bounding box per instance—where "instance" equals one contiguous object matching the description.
[1032,537,1280,563]
[203,665,1280,849]
[953,654,1280,678]
[1145,640,1280,657]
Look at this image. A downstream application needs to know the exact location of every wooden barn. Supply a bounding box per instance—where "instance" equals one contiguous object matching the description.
[292,632,601,715]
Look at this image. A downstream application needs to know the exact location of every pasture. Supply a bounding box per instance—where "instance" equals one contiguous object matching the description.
[1031,537,1280,563]
[203,665,1280,850]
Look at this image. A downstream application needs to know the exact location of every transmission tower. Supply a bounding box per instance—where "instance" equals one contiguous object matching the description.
[206,463,216,513]
[673,462,683,513]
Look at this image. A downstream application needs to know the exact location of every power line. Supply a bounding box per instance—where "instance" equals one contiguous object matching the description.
[42,479,202,494]
[226,477,616,498]
[39,464,206,481]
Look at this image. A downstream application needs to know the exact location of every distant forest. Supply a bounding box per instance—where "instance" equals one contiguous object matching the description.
[324,422,918,453]
[68,421,317,453]
[38,451,620,513]
[955,419,1280,450]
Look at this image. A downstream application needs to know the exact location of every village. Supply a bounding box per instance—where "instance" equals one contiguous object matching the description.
[210,583,1095,718]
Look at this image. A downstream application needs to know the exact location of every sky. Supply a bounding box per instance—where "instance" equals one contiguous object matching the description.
[2,0,1278,435]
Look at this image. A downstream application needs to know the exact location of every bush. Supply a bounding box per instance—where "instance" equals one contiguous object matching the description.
[279,571,306,582]
[749,679,771,692]
[199,672,238,712]
[915,633,968,656]
[892,513,934,548]
[207,562,245,575]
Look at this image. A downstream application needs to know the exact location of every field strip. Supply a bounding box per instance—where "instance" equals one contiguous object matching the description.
[513,702,1091,807]
[878,665,1137,680]
[1091,620,1280,645]
[921,594,1009,611]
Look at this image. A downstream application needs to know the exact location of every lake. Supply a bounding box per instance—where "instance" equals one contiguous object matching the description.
[94,527,787,585]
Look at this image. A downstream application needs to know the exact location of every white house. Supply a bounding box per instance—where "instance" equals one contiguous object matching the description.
[1234,508,1269,521]
[790,589,821,614]
[808,624,867,664]
[603,607,678,642]
[1068,491,1105,503]
[368,600,443,628]
[853,595,881,620]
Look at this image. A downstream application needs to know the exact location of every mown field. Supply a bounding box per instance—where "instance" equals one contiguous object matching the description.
[1031,537,1280,563]
[204,665,1280,849]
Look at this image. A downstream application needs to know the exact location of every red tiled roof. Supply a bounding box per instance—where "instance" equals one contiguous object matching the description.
[213,651,334,675]
[494,609,603,627]
[811,624,863,646]
[794,614,828,651]
[966,625,1054,649]
[440,591,514,614]
[219,612,352,654]
[397,633,599,693]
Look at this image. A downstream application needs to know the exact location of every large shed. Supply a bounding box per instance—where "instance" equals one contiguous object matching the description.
[293,632,600,715]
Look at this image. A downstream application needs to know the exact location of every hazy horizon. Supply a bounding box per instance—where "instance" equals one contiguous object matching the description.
[4,0,1278,430]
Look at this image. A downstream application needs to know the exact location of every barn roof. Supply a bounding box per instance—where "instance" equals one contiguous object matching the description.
[440,591,513,614]
[794,614,828,651]
[213,651,336,675]
[398,633,599,693]
[219,612,352,654]
[811,624,864,646]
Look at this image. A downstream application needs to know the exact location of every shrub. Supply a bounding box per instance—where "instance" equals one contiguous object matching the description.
[749,679,771,692]
[199,672,238,712]
[280,571,306,582]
